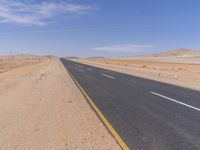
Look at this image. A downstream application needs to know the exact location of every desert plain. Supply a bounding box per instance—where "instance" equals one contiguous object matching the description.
[0,56,120,150]
[75,49,200,91]
[0,49,200,150]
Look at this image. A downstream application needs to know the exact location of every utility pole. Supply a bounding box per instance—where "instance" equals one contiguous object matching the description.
[10,50,12,60]
[10,50,14,60]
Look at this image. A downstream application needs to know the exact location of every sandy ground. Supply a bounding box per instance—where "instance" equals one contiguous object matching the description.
[119,56,200,64]
[0,56,120,150]
[74,57,200,91]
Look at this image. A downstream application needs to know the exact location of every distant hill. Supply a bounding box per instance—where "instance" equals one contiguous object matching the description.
[150,48,200,57]
[65,57,80,59]
[86,56,105,59]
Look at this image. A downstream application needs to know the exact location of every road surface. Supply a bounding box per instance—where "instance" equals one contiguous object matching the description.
[61,58,200,150]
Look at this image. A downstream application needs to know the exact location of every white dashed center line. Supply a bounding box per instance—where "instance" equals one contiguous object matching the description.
[150,91,200,112]
[87,68,92,71]
[102,73,115,79]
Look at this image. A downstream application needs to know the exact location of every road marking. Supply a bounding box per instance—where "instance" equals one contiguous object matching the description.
[66,69,130,150]
[150,91,200,112]
[87,68,92,71]
[102,73,115,79]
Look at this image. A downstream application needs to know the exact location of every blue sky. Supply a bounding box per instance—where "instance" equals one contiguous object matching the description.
[0,0,200,57]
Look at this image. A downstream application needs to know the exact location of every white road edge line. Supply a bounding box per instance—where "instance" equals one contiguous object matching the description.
[78,65,83,67]
[150,91,200,112]
[102,73,115,79]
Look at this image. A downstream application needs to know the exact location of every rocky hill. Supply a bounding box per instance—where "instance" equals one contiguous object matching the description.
[151,48,200,57]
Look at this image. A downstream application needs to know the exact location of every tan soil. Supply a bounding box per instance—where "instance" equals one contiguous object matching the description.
[74,58,200,91]
[0,56,121,150]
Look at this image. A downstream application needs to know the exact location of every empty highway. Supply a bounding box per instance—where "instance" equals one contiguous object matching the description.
[61,58,200,150]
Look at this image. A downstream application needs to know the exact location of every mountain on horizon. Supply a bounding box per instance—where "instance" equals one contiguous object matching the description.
[150,48,200,57]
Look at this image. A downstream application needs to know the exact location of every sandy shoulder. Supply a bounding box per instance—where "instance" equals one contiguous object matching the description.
[0,58,121,150]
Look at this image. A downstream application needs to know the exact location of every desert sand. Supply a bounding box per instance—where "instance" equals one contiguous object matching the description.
[0,56,120,150]
[74,56,200,91]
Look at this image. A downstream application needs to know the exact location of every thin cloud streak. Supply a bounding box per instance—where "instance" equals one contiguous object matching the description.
[0,0,93,26]
[0,26,126,35]
[92,44,155,52]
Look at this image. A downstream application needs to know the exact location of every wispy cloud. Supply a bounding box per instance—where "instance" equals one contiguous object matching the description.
[0,0,93,26]
[92,44,155,52]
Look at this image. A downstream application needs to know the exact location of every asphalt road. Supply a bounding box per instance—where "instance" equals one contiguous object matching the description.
[60,58,200,150]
